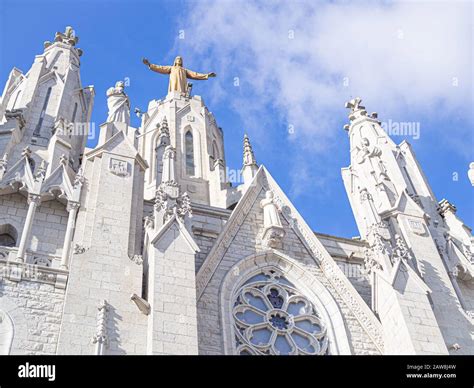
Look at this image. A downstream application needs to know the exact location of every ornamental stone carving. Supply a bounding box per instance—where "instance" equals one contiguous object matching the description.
[233,268,328,355]
[109,158,130,177]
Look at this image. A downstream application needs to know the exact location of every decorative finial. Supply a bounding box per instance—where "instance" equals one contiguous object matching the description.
[134,107,143,118]
[438,199,457,216]
[73,167,85,188]
[44,26,83,56]
[345,97,365,112]
[243,134,257,167]
[0,153,8,170]
[55,26,78,46]
[21,147,31,159]
[159,116,169,135]
[59,154,68,166]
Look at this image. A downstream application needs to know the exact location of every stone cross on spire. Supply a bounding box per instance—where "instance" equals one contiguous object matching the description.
[344,97,368,125]
[345,97,365,112]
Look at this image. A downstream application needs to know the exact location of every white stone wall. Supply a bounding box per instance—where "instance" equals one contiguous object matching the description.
[0,278,65,354]
[197,188,381,355]
[458,280,474,312]
[0,192,67,258]
[317,233,372,307]
[147,221,199,355]
[57,133,149,355]
[191,205,229,272]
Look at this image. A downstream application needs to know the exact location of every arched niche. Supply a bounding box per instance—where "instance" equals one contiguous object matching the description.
[0,223,18,248]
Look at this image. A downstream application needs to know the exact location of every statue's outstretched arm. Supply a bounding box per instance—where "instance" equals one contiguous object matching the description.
[186,69,216,80]
[149,64,172,74]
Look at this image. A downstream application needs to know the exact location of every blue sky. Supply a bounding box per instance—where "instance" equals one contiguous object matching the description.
[0,0,472,238]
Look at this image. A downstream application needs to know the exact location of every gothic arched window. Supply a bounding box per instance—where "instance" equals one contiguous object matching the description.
[232,268,328,355]
[185,131,195,176]
[0,224,17,248]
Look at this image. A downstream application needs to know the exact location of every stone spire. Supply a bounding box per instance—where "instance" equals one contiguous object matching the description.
[0,26,94,175]
[154,145,192,228]
[340,97,465,355]
[242,134,258,186]
[243,134,257,167]
[159,116,169,138]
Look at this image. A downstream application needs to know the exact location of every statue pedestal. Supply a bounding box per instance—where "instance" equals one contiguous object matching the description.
[261,225,285,249]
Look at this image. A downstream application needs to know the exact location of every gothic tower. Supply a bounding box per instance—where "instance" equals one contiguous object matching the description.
[0,26,93,266]
[0,26,94,174]
[138,91,236,208]
[341,98,473,354]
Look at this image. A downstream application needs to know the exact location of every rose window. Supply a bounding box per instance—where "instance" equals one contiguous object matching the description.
[233,268,329,355]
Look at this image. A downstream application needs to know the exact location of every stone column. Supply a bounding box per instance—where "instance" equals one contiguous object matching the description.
[16,193,41,262]
[60,201,80,269]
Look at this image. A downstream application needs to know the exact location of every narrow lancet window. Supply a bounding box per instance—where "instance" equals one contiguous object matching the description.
[33,86,52,137]
[185,131,195,176]
[72,102,78,122]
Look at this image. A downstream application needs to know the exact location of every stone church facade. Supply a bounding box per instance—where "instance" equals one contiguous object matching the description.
[0,27,472,355]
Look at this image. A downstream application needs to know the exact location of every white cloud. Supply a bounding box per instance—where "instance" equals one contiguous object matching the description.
[174,0,473,195]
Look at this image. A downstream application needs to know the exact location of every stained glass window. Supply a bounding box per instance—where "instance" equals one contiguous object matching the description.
[233,268,329,355]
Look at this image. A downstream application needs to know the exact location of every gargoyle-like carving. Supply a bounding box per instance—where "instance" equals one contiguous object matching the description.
[130,293,150,315]
[130,254,143,265]
[5,109,26,128]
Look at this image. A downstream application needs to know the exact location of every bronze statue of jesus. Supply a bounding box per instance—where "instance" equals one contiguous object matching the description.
[142,56,216,94]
